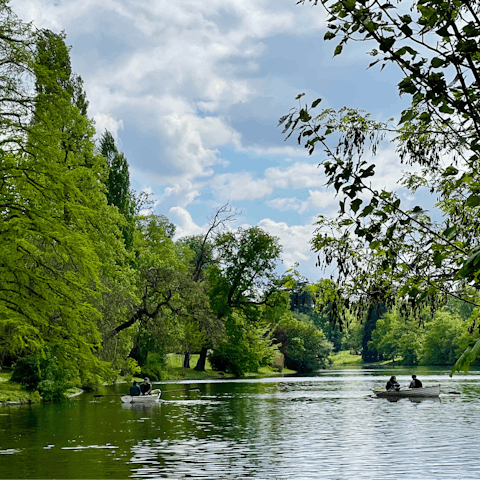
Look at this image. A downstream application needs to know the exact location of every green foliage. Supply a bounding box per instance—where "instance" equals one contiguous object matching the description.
[202,226,284,374]
[11,348,75,401]
[370,304,468,366]
[0,379,43,405]
[370,308,422,365]
[209,313,276,377]
[100,130,136,250]
[420,309,465,365]
[275,312,333,373]
[210,226,283,316]
[0,16,123,386]
[140,353,167,381]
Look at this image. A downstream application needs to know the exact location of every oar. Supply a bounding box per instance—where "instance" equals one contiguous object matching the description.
[93,394,126,397]
[161,387,201,393]
[93,387,200,398]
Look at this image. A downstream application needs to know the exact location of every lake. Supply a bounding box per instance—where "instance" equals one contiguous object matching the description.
[1,366,480,479]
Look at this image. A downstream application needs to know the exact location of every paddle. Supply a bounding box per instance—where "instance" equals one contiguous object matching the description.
[161,388,201,393]
[93,387,200,398]
[93,394,126,397]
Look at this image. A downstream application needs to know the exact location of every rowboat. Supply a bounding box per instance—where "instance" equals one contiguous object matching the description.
[121,390,161,404]
[373,385,441,398]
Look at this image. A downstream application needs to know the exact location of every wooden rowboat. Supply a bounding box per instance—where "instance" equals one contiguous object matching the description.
[121,390,161,404]
[373,385,441,398]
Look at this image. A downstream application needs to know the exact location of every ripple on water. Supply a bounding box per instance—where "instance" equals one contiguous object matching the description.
[2,370,480,479]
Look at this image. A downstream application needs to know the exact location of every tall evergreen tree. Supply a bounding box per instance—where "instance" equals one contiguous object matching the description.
[99,130,135,250]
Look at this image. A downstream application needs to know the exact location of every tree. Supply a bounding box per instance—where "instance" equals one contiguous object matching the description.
[210,227,282,314]
[0,20,125,390]
[420,308,465,365]
[177,203,239,370]
[281,0,480,372]
[208,311,276,376]
[370,307,423,364]
[103,214,219,378]
[204,226,284,374]
[99,130,136,250]
[274,311,333,373]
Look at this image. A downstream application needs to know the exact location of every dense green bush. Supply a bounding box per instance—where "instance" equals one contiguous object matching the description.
[209,314,275,377]
[10,356,42,390]
[276,313,333,373]
[370,308,422,364]
[11,348,74,401]
[140,353,166,381]
[419,309,465,365]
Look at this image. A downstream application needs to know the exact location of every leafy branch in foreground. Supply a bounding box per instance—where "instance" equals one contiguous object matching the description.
[283,0,480,372]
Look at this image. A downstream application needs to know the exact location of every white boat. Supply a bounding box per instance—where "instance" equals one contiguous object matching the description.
[121,390,161,404]
[373,385,441,398]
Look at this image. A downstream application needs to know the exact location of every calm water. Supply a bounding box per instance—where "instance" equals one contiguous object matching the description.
[1,366,480,479]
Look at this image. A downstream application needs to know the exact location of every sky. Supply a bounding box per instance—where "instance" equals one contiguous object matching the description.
[12,0,420,281]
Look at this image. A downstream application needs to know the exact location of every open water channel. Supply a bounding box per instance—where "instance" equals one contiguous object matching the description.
[1,366,480,479]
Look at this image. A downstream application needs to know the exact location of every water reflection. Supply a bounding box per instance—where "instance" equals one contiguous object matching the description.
[379,396,442,403]
[121,403,161,412]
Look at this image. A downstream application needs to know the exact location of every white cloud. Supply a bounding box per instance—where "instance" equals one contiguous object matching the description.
[210,172,272,201]
[266,189,339,214]
[257,218,317,275]
[160,181,204,209]
[169,206,205,239]
[209,162,328,202]
[241,144,310,158]
[266,197,302,212]
[93,114,124,143]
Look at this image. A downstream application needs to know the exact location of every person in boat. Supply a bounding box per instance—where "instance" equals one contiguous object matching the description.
[140,377,152,395]
[130,380,141,396]
[386,375,400,391]
[409,374,423,388]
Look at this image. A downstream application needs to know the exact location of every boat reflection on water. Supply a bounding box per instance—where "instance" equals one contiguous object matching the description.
[382,396,441,403]
[121,402,162,411]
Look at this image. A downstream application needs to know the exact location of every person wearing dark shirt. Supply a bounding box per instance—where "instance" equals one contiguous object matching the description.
[140,377,152,395]
[386,375,400,391]
[409,374,423,388]
[130,381,141,396]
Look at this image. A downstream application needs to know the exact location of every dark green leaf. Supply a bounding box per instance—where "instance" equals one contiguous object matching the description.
[436,25,450,37]
[379,37,395,52]
[431,57,444,68]
[442,226,457,238]
[443,166,458,176]
[466,195,480,207]
[400,24,413,36]
[351,198,363,213]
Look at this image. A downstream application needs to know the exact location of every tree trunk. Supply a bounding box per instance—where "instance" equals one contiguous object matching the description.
[194,346,208,371]
[183,352,190,369]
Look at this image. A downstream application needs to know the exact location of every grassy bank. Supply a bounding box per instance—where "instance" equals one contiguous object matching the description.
[0,370,42,406]
[329,351,364,365]
[329,350,403,366]
[159,354,295,380]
